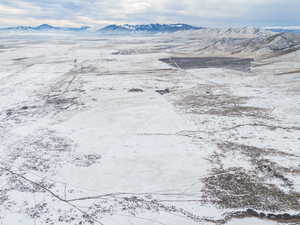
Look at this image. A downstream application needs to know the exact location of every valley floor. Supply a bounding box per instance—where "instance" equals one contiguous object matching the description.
[0,31,299,225]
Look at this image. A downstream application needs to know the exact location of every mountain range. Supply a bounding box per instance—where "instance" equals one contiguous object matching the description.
[98,24,203,33]
[0,24,90,32]
[0,23,202,33]
[268,28,300,34]
[1,23,300,35]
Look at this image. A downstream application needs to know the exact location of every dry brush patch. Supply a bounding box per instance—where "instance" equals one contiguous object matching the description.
[0,65,91,129]
[202,168,300,211]
[0,168,209,225]
[0,130,102,209]
[202,142,300,213]
[176,91,270,119]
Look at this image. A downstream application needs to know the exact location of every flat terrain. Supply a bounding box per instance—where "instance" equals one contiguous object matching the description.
[0,30,299,225]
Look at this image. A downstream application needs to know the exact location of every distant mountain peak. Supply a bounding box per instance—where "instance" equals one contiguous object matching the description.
[37,24,54,29]
[99,23,203,33]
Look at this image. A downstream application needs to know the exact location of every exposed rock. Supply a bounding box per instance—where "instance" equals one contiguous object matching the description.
[155,88,170,95]
[128,88,144,93]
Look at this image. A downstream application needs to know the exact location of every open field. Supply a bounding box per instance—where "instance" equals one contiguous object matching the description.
[0,30,300,225]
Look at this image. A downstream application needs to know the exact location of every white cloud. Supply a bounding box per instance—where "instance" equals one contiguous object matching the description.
[0,0,299,28]
[0,17,82,27]
[0,4,27,15]
[75,16,124,26]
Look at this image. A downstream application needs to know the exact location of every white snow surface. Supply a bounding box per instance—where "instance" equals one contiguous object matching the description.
[0,31,299,225]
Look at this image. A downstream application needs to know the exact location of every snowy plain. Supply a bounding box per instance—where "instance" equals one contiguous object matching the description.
[0,29,299,225]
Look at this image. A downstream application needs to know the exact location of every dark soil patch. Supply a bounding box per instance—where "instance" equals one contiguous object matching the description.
[159,57,254,71]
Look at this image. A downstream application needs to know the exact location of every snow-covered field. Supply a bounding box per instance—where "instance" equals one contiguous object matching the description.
[0,30,299,225]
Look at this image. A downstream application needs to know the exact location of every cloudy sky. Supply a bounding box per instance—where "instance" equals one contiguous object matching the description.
[0,0,299,28]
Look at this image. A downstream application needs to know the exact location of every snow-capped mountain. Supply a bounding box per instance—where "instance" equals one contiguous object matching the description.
[99,23,203,33]
[0,24,90,32]
[265,26,300,34]
[268,29,300,34]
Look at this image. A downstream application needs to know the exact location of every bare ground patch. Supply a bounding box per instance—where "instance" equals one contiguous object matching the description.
[203,142,300,212]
